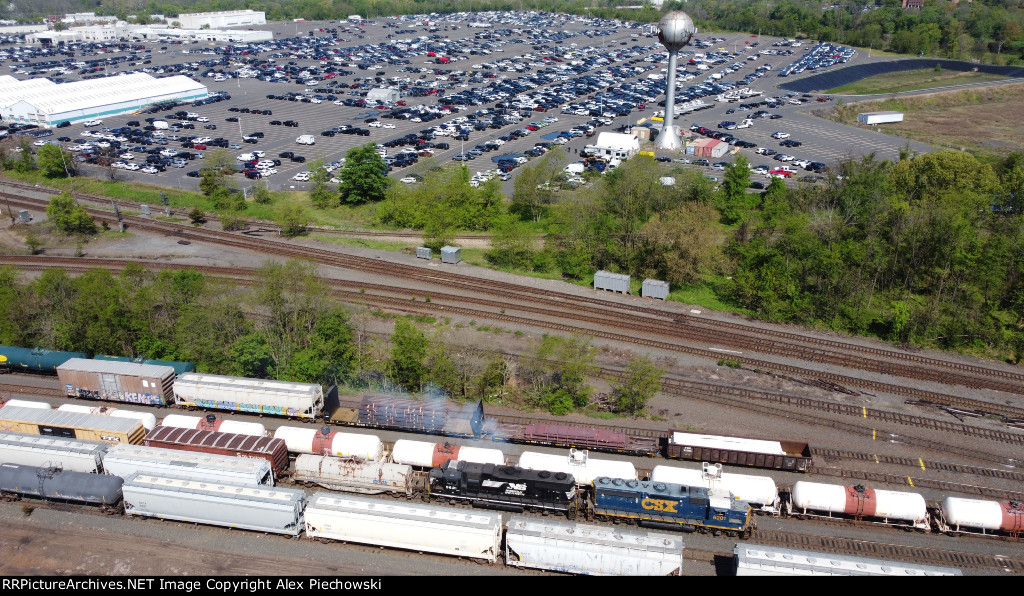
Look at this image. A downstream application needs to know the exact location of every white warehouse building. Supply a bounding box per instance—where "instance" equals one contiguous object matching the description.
[0,73,208,128]
[177,10,266,29]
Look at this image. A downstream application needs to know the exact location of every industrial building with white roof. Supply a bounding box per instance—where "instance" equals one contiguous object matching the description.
[0,72,207,127]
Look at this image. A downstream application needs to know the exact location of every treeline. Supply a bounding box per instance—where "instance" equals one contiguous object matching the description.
[0,261,663,415]
[5,0,1022,64]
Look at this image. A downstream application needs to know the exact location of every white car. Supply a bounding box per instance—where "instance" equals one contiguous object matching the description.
[333,99,345,105]
[400,177,417,183]
[368,121,382,127]
[82,119,102,126]
[160,149,178,157]
[771,131,790,139]
[237,153,256,161]
[124,163,140,171]
[309,98,322,104]
[383,123,396,129]
[32,139,49,146]
[291,172,310,181]
[141,165,159,174]
[196,117,209,122]
[111,161,127,169]
[120,153,134,160]
[252,150,265,158]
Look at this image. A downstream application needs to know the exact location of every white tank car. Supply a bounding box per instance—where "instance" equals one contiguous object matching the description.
[651,465,779,511]
[791,481,928,527]
[517,449,636,486]
[390,439,505,468]
[942,496,1024,534]
[274,426,383,461]
[1,399,52,410]
[57,404,157,432]
[160,414,266,437]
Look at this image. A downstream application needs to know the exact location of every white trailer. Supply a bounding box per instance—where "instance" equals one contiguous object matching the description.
[122,473,306,536]
[857,111,904,125]
[0,431,107,473]
[304,492,502,562]
[173,373,324,420]
[103,444,274,486]
[505,516,683,575]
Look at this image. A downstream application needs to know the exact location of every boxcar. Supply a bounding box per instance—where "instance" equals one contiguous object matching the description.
[505,516,684,576]
[304,492,502,562]
[665,431,812,472]
[0,406,145,445]
[57,359,176,406]
[143,426,289,479]
[122,473,306,536]
[173,373,324,420]
[0,431,108,474]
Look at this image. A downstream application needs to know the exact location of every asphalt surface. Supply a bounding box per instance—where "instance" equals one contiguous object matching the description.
[24,14,938,198]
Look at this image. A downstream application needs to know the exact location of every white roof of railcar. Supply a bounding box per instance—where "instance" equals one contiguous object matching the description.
[0,406,143,433]
[123,473,303,503]
[57,358,175,378]
[308,492,501,528]
[670,431,785,455]
[507,516,682,552]
[733,545,962,576]
[107,444,269,472]
[175,373,321,395]
[0,430,108,454]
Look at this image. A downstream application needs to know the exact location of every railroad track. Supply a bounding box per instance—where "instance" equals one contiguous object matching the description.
[7,247,1024,425]
[751,530,1024,573]
[6,185,1024,401]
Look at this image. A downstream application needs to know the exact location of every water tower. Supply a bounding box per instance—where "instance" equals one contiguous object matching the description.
[655,11,696,151]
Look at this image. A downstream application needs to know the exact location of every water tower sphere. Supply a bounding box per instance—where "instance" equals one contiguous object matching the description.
[658,12,696,52]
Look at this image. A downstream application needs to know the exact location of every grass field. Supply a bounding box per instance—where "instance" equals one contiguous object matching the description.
[822,81,1024,160]
[827,68,1010,95]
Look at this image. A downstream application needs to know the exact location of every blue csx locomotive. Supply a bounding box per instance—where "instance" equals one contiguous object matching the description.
[589,477,754,537]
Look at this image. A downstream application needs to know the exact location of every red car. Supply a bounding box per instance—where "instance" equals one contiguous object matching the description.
[770,168,793,177]
[194,144,207,150]
[525,125,539,131]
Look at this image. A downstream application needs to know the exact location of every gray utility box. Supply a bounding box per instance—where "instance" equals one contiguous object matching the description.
[642,278,669,300]
[140,204,151,216]
[441,246,461,264]
[416,247,432,260]
[17,209,30,223]
[594,270,630,294]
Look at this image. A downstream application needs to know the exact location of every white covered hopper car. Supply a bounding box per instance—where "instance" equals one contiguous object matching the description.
[173,373,324,420]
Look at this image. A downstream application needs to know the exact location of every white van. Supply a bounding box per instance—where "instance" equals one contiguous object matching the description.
[153,120,169,130]
[296,135,315,145]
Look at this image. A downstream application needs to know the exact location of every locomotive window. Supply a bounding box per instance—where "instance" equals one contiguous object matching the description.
[600,490,638,499]
[690,497,708,506]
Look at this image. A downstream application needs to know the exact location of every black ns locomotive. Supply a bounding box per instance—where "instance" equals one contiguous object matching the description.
[428,460,581,518]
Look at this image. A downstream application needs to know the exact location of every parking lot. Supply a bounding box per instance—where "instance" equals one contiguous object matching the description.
[6,12,934,195]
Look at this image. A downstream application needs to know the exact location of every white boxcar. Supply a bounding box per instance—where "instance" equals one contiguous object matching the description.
[0,431,107,473]
[122,473,306,536]
[517,449,636,486]
[293,454,415,495]
[104,444,274,486]
[734,544,961,576]
[173,373,324,420]
[651,465,779,511]
[390,439,505,468]
[505,516,683,576]
[304,492,502,562]
[273,426,382,461]
[160,414,266,437]
[57,404,157,432]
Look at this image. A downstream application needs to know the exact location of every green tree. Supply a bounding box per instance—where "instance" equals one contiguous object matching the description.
[720,154,752,224]
[251,180,272,205]
[510,150,567,222]
[338,143,388,205]
[639,201,723,285]
[229,332,273,378]
[612,355,664,416]
[36,144,73,178]
[14,139,35,173]
[308,159,336,209]
[529,333,597,414]
[45,192,97,236]
[390,318,428,391]
[486,213,536,270]
[248,260,328,378]
[279,204,309,237]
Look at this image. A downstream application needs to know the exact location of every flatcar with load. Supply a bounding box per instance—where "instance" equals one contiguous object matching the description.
[330,395,485,437]
[0,406,146,445]
[173,373,324,420]
[57,359,177,406]
[143,425,290,479]
[590,477,754,537]
[292,454,420,496]
[428,460,581,518]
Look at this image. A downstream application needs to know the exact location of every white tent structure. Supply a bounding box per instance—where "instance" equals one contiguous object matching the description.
[0,73,207,127]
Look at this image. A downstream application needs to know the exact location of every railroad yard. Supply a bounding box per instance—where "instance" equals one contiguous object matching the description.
[1,11,1024,578]
[2,176,1024,576]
